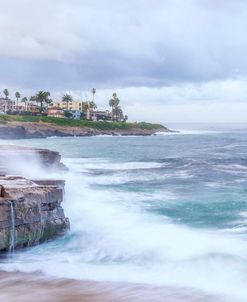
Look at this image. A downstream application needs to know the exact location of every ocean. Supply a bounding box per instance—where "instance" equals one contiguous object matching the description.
[1,127,247,301]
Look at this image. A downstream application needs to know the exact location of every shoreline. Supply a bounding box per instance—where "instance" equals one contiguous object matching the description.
[0,144,229,302]
[0,119,174,139]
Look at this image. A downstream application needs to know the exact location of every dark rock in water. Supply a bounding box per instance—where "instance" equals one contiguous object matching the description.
[0,176,69,251]
[0,126,27,139]
[0,145,69,251]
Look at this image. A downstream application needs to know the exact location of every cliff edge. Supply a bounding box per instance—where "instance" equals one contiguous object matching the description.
[0,116,172,139]
[0,145,69,251]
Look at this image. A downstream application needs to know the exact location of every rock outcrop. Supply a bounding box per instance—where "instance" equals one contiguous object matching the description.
[0,145,67,174]
[0,176,69,251]
[0,122,171,139]
[0,145,69,251]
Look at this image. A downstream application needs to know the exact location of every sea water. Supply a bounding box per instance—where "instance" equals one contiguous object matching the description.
[1,129,247,301]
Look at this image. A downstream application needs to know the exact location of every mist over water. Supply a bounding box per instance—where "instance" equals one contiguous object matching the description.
[2,130,247,301]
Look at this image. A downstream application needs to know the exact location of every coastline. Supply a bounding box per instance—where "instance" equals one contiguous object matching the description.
[0,119,173,139]
[0,139,234,302]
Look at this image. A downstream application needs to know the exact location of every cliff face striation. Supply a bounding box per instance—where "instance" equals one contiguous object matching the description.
[0,176,69,251]
[0,145,69,251]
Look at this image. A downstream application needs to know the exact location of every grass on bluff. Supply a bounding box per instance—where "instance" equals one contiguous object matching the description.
[0,114,165,130]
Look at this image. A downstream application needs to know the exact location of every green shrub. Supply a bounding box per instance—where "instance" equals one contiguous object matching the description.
[0,114,165,130]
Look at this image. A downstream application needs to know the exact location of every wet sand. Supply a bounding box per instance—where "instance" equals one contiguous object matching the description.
[0,272,227,302]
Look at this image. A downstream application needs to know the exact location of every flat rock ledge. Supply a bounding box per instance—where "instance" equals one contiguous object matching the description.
[0,145,67,174]
[0,145,69,251]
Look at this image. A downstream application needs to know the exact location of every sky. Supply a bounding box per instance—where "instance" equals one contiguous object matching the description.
[0,0,247,123]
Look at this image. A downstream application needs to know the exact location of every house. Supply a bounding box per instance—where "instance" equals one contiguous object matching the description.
[0,98,5,112]
[70,110,81,120]
[47,106,65,118]
[52,100,84,112]
[27,103,40,114]
[0,98,16,112]
[16,103,26,112]
[91,110,111,121]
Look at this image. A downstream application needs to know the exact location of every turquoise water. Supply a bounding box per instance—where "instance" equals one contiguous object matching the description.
[2,130,247,301]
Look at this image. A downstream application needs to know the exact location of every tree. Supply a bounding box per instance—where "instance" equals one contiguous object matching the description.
[109,92,120,121]
[109,98,114,119]
[81,102,89,119]
[88,101,97,119]
[31,91,51,112]
[91,88,96,101]
[21,97,28,111]
[61,94,73,111]
[29,96,38,113]
[86,102,91,120]
[3,89,9,100]
[114,105,123,122]
[29,96,36,103]
[46,98,53,108]
[90,101,97,110]
[49,101,54,107]
[15,92,21,112]
[81,100,97,120]
[3,89,9,113]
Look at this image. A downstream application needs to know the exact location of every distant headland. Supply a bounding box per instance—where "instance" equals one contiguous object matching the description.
[0,88,172,139]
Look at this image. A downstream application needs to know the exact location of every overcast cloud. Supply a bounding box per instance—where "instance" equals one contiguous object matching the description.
[1,0,247,123]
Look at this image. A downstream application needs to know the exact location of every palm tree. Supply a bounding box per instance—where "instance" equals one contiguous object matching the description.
[43,91,51,110]
[62,94,73,111]
[29,96,36,103]
[15,92,21,112]
[3,89,9,112]
[114,105,123,122]
[31,91,51,112]
[29,95,37,113]
[21,97,28,111]
[81,102,88,119]
[46,99,53,107]
[91,88,96,102]
[109,92,120,121]
[86,102,91,120]
[90,101,97,111]
[3,89,9,100]
[109,98,115,119]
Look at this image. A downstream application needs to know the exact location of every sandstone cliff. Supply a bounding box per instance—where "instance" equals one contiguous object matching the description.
[0,121,171,139]
[0,145,69,251]
[0,176,69,251]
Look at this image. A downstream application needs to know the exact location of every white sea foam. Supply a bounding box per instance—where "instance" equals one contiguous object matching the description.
[156,130,222,136]
[1,156,247,302]
[2,140,247,302]
[214,164,247,175]
[203,181,234,188]
[64,158,166,171]
[63,158,193,186]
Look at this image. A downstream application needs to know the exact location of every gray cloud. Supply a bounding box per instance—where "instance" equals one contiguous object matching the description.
[1,0,247,91]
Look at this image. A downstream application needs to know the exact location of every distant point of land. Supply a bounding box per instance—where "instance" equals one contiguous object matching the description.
[0,114,172,139]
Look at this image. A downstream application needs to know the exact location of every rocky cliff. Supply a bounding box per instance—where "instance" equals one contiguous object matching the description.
[0,145,67,174]
[0,122,171,139]
[0,145,69,251]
